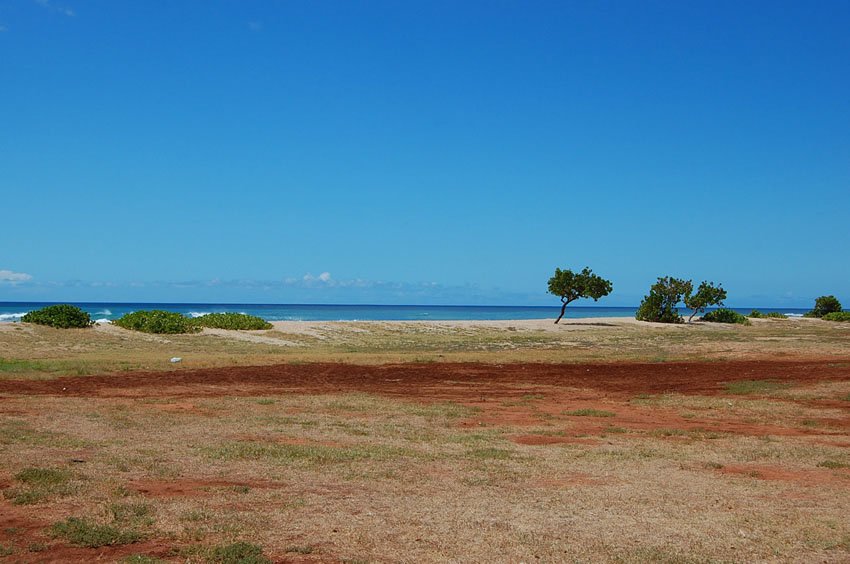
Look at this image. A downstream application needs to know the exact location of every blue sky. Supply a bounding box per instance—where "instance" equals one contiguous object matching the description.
[1,0,848,307]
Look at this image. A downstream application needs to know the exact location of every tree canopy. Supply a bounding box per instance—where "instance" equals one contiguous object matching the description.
[636,277,728,324]
[683,281,727,323]
[547,267,613,324]
[805,295,842,318]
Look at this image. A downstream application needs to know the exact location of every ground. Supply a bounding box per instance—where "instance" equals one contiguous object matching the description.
[0,318,848,562]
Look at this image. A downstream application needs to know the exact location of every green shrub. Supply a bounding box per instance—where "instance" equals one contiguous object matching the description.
[749,310,787,319]
[189,313,272,330]
[113,311,200,334]
[805,295,842,318]
[701,308,750,325]
[21,305,92,329]
[823,311,850,322]
[635,277,691,323]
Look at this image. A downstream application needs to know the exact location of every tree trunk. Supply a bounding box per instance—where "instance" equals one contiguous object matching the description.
[554,299,569,324]
[688,309,698,323]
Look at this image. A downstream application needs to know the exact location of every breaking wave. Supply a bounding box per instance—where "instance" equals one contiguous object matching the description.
[0,312,28,321]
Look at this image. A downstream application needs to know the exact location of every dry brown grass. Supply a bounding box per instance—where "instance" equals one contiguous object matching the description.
[1,318,849,561]
[2,316,849,380]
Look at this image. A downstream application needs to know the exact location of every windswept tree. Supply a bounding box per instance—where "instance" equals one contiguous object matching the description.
[547,267,613,324]
[683,281,727,323]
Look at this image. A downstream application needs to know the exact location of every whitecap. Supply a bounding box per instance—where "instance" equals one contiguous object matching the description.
[188,312,211,318]
[0,312,29,321]
[785,313,804,317]
[96,309,112,316]
[95,318,111,324]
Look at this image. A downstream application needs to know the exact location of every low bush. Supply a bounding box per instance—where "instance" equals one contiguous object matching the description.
[113,311,200,334]
[749,310,787,319]
[21,305,92,329]
[189,313,272,330]
[823,312,850,322]
[701,309,751,325]
[805,295,842,318]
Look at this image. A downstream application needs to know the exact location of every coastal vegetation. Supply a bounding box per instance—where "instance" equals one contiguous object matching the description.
[547,267,613,324]
[805,295,843,318]
[701,308,750,325]
[113,310,200,334]
[683,281,726,323]
[823,311,850,322]
[21,304,93,329]
[189,313,273,331]
[749,310,788,319]
[636,278,728,324]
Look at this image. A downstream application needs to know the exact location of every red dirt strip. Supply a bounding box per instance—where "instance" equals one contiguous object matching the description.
[0,360,847,400]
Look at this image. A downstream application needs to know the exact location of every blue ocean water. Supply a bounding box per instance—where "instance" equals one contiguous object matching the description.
[0,302,810,322]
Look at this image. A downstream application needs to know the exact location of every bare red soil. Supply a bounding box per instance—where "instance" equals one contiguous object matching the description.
[1,359,848,400]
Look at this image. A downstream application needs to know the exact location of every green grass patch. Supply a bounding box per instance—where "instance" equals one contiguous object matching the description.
[467,447,515,460]
[564,408,615,417]
[3,467,74,505]
[723,380,791,395]
[208,541,271,563]
[817,460,849,469]
[50,517,143,548]
[823,312,850,322]
[123,556,167,564]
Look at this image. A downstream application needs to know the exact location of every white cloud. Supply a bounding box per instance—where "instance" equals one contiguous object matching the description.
[0,269,33,283]
[318,272,331,282]
[34,0,75,16]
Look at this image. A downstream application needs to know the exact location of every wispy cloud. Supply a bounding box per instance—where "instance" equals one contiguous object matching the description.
[34,0,75,17]
[0,269,33,283]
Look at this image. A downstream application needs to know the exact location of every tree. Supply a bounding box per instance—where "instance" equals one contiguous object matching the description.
[635,277,693,323]
[683,281,727,323]
[547,267,613,324]
[805,295,842,318]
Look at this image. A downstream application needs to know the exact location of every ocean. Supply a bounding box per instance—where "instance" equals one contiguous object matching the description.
[0,302,810,323]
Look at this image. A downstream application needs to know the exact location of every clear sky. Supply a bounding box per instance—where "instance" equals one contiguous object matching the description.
[1,0,848,307]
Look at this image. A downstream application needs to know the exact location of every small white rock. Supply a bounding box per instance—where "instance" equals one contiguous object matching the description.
[170,357,182,363]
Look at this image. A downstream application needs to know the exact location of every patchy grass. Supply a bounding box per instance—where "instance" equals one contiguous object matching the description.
[49,517,144,548]
[564,408,616,417]
[817,460,850,469]
[208,541,271,563]
[205,441,413,465]
[4,467,75,504]
[723,380,792,395]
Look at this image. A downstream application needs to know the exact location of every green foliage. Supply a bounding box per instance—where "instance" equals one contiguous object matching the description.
[683,281,727,322]
[547,266,613,323]
[823,311,850,322]
[749,310,788,319]
[701,308,750,325]
[805,295,843,318]
[21,304,93,329]
[208,541,271,564]
[635,277,692,323]
[113,310,200,334]
[189,312,272,330]
[50,517,143,547]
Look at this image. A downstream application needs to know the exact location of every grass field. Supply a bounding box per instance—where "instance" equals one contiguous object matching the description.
[0,318,848,562]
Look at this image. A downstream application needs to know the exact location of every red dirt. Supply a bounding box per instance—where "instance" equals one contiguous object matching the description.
[130,478,282,498]
[1,359,848,400]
